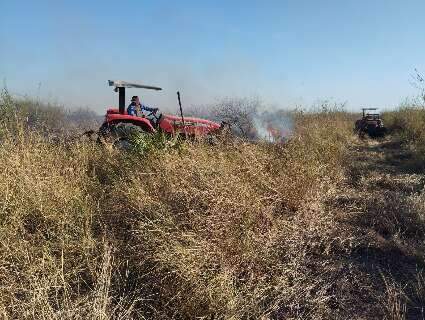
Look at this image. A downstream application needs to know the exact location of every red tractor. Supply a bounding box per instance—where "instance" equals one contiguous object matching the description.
[98,80,222,147]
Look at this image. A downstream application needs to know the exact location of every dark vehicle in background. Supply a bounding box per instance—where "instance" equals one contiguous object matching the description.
[355,108,387,138]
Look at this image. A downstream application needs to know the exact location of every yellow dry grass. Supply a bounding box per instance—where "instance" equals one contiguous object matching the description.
[1,94,425,319]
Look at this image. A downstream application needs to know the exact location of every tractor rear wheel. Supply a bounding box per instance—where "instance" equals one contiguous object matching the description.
[100,123,148,149]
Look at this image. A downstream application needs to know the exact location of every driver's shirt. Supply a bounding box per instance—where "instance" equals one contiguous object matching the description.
[127,103,156,117]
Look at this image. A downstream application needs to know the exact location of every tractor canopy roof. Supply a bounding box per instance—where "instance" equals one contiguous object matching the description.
[362,108,381,117]
[108,80,162,91]
[362,108,380,113]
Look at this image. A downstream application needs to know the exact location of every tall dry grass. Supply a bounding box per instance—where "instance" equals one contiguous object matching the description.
[0,89,100,138]
[383,104,425,163]
[2,92,425,318]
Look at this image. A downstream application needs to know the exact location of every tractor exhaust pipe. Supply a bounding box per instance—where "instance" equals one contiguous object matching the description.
[177,91,187,137]
[177,91,185,127]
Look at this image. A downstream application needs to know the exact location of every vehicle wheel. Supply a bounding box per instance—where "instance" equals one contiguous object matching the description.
[204,133,218,145]
[113,137,133,150]
[103,123,147,149]
[111,123,145,138]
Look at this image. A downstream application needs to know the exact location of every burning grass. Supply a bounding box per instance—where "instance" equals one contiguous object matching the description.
[1,94,425,318]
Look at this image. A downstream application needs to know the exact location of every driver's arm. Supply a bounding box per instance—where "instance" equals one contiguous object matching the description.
[141,104,158,112]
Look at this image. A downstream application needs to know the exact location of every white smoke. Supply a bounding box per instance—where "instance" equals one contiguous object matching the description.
[252,110,294,143]
[188,97,294,143]
[253,116,273,141]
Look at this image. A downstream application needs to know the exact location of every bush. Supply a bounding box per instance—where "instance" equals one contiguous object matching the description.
[10,93,424,318]
[0,92,358,318]
[383,105,425,161]
[0,90,100,139]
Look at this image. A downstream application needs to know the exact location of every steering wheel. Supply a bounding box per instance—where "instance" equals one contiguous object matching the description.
[145,109,163,126]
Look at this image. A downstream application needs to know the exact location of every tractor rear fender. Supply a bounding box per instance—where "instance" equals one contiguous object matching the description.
[103,114,155,133]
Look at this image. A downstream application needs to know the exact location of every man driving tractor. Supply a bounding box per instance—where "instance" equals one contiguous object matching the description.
[127,96,157,116]
[127,96,161,127]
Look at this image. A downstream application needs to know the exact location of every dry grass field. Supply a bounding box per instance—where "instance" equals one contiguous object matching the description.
[1,91,425,319]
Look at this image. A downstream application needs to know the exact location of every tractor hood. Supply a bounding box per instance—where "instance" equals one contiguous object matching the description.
[160,114,221,136]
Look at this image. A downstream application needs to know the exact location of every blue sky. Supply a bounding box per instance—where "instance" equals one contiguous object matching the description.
[1,0,424,113]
